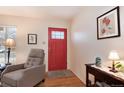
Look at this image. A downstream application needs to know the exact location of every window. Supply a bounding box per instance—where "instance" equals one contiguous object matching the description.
[51,31,64,39]
[0,26,16,64]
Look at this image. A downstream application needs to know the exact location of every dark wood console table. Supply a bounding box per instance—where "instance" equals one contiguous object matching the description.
[85,64,124,87]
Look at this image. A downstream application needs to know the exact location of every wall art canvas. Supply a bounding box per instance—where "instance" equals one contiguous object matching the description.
[97,6,120,39]
[28,34,37,44]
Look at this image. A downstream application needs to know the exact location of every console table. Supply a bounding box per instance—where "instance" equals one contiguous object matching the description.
[85,64,124,87]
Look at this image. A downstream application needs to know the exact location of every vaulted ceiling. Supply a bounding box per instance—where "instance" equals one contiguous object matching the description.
[0,6,82,20]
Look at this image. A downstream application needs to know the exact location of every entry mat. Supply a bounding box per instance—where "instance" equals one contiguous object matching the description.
[47,70,74,78]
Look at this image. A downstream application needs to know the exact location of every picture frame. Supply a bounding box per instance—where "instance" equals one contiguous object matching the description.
[28,34,37,44]
[97,6,120,40]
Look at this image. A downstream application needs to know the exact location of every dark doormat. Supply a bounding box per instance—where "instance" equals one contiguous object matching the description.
[47,70,74,78]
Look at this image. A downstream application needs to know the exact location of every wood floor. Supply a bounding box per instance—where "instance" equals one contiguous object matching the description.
[37,70,85,87]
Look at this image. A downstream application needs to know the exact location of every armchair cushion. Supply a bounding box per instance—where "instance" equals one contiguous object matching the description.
[1,63,24,78]
[24,57,42,68]
[2,69,25,86]
[24,49,45,68]
[29,49,44,58]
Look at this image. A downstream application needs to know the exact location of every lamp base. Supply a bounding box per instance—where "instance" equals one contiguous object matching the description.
[109,69,118,73]
[6,63,11,65]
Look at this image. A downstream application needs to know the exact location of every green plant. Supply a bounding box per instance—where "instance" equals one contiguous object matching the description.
[115,62,124,72]
[115,64,122,68]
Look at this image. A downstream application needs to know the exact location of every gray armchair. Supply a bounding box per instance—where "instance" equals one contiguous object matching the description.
[1,49,46,87]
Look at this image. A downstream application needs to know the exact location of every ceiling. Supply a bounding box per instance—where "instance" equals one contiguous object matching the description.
[0,6,82,20]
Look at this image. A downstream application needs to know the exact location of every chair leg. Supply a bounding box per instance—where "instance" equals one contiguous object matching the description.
[42,79,45,82]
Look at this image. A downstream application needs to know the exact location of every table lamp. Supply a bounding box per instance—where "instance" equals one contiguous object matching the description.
[5,38,16,65]
[108,50,120,73]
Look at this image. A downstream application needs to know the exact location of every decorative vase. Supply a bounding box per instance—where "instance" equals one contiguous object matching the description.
[95,57,101,67]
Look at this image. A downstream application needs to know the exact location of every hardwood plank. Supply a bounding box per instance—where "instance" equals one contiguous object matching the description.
[36,70,85,87]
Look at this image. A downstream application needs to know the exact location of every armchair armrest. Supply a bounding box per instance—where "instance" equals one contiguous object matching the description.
[23,64,45,75]
[21,64,46,80]
[16,64,46,86]
[1,63,24,77]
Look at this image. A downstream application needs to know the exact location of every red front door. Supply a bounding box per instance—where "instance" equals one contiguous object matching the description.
[48,27,67,71]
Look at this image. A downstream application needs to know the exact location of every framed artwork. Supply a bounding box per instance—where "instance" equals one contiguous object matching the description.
[28,34,37,44]
[97,6,120,40]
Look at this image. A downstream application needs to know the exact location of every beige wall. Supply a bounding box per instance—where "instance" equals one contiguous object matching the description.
[0,15,70,71]
[70,6,124,83]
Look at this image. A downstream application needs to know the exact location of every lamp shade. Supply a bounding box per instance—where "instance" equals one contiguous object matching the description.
[5,38,16,48]
[108,51,120,60]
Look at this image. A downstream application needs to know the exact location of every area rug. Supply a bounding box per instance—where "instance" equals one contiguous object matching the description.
[47,70,74,78]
